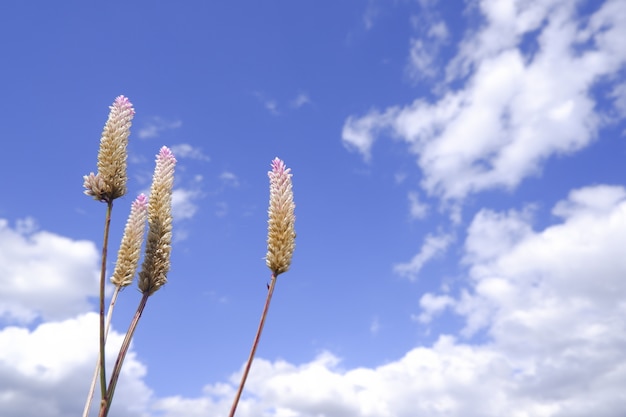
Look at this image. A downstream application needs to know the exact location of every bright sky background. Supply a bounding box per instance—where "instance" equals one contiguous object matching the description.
[1,1,626,416]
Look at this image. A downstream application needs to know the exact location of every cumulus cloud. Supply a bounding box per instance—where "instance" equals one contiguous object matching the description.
[0,219,100,323]
[152,184,626,417]
[0,313,153,417]
[343,0,626,200]
[457,184,626,340]
[0,220,157,417]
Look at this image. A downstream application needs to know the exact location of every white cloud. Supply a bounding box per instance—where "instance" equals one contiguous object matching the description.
[0,219,100,323]
[170,144,210,161]
[393,232,454,280]
[290,93,311,109]
[219,171,239,187]
[342,110,395,162]
[152,184,626,417]
[405,18,449,81]
[0,313,153,417]
[5,188,626,417]
[408,191,429,220]
[414,293,455,324]
[215,201,229,217]
[264,100,279,115]
[171,188,201,221]
[138,117,182,139]
[343,0,626,200]
[362,0,381,30]
[370,316,380,335]
[457,184,626,339]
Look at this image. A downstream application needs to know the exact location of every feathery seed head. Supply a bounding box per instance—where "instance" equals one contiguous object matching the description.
[138,147,176,296]
[266,157,296,276]
[84,95,134,202]
[111,194,148,287]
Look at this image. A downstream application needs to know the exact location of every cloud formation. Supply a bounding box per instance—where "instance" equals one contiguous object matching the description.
[0,219,100,323]
[343,0,626,200]
[153,184,626,417]
[138,117,182,139]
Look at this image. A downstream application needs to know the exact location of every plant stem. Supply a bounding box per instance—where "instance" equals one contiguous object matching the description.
[99,201,114,404]
[82,285,121,417]
[228,273,278,417]
[99,291,150,417]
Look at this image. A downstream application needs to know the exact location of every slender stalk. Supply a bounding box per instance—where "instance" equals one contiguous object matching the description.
[228,273,278,417]
[82,286,121,417]
[99,292,150,417]
[99,201,114,403]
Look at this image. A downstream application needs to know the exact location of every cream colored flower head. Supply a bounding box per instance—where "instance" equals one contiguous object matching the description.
[83,95,135,202]
[111,194,148,288]
[266,157,296,276]
[138,147,176,296]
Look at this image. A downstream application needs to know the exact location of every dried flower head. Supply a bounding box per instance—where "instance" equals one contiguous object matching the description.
[83,95,135,202]
[111,194,148,287]
[138,147,176,296]
[266,157,296,275]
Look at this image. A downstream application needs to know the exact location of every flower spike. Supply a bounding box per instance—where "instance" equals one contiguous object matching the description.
[111,194,148,287]
[138,147,176,296]
[84,95,135,202]
[266,157,296,275]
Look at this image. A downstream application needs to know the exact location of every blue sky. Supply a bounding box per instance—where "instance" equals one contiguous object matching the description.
[1,0,626,416]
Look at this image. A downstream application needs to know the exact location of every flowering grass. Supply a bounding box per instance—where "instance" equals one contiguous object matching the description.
[82,96,296,417]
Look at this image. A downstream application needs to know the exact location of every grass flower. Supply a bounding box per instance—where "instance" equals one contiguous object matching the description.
[228,157,296,417]
[83,194,148,417]
[138,146,176,296]
[111,194,148,287]
[100,148,176,417]
[266,157,296,275]
[84,95,135,202]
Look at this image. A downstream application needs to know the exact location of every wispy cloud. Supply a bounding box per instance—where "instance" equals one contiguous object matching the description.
[170,143,210,161]
[219,171,239,187]
[394,232,454,280]
[290,92,311,109]
[408,191,429,220]
[362,0,381,30]
[405,5,450,82]
[137,117,182,139]
[254,91,312,115]
[214,201,228,217]
[370,316,380,335]
[253,92,280,115]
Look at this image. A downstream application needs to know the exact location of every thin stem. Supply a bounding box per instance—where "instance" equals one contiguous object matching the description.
[99,292,150,417]
[228,273,278,417]
[99,201,114,403]
[82,286,121,417]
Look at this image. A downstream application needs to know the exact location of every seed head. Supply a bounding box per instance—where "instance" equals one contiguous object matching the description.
[84,95,135,202]
[111,194,148,287]
[266,157,296,275]
[138,147,176,296]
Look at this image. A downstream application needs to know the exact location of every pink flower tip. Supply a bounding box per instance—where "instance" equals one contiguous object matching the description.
[114,95,135,115]
[134,193,148,208]
[271,157,287,173]
[159,146,176,162]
